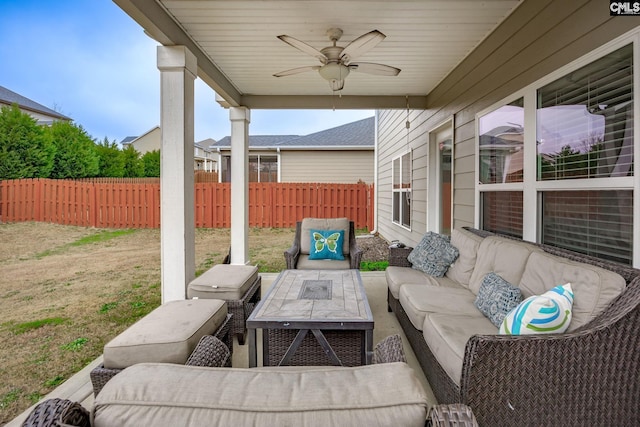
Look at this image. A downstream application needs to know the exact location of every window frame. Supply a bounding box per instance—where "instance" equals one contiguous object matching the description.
[474,30,640,267]
[392,150,412,230]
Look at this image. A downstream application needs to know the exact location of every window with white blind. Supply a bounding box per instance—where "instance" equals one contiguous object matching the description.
[392,151,411,229]
[537,44,633,181]
[477,41,636,266]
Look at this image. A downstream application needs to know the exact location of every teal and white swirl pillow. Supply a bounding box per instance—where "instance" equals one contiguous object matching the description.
[499,283,574,335]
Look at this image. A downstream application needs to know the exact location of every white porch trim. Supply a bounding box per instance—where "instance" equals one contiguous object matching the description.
[230,106,250,265]
[157,45,196,302]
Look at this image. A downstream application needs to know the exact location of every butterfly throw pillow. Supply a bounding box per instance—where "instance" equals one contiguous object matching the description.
[308,229,345,260]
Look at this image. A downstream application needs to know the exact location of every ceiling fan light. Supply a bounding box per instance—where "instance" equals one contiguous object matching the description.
[328,79,345,91]
[318,63,350,90]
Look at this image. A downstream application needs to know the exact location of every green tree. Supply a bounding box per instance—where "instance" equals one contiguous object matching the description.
[95,137,125,177]
[0,104,55,179]
[141,149,160,177]
[121,145,143,177]
[47,121,100,179]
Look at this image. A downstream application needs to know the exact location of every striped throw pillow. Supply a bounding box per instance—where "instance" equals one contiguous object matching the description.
[499,283,574,335]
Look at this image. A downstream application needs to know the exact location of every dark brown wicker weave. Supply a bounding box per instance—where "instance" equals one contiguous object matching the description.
[430,403,478,427]
[22,397,90,427]
[89,313,232,396]
[264,328,364,366]
[388,227,640,426]
[227,274,261,345]
[284,220,363,269]
[372,333,406,364]
[388,246,413,267]
[185,335,230,367]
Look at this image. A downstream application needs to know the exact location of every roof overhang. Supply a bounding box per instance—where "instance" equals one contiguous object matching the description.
[113,0,522,110]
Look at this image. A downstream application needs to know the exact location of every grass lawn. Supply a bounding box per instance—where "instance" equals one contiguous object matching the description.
[0,222,296,423]
[0,222,389,423]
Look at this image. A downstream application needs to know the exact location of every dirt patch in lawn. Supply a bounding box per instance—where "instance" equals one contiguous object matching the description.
[0,222,390,423]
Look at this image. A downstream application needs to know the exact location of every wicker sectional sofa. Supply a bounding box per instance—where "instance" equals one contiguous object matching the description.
[386,227,640,426]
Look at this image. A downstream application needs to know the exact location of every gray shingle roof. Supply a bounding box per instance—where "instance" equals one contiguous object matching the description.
[210,116,374,149]
[0,85,71,120]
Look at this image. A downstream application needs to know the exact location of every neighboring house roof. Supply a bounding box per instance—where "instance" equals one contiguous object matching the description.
[196,138,216,150]
[121,136,138,145]
[210,116,374,150]
[0,85,71,121]
[211,134,299,148]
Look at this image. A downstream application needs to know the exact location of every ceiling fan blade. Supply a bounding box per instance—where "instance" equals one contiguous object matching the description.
[349,62,401,76]
[273,65,321,77]
[339,30,386,63]
[277,35,327,63]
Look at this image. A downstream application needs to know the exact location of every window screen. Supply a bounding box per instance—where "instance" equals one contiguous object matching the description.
[481,191,523,238]
[541,190,633,265]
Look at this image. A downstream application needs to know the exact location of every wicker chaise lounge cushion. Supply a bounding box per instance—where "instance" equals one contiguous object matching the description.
[187,264,259,300]
[103,299,227,369]
[92,362,429,427]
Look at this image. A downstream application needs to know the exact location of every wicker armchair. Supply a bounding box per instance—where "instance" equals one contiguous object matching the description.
[284,218,362,269]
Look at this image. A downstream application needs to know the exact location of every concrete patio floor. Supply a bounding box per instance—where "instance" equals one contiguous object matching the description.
[7,271,435,426]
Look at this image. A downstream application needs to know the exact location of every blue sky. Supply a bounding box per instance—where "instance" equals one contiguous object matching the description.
[0,0,373,144]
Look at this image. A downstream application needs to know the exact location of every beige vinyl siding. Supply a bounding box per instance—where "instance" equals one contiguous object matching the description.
[280,150,374,183]
[131,128,161,154]
[376,0,639,247]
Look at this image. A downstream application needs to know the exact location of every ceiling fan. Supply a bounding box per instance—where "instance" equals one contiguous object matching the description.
[273,28,401,91]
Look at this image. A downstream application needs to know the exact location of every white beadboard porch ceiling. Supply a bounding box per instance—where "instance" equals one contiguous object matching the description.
[114,0,521,109]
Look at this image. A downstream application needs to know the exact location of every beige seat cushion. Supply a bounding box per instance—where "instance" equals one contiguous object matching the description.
[386,266,461,299]
[93,362,429,427]
[422,313,497,386]
[399,284,480,331]
[468,236,540,295]
[300,217,350,255]
[187,264,258,300]
[103,299,227,369]
[520,251,626,331]
[445,228,484,287]
[296,254,352,270]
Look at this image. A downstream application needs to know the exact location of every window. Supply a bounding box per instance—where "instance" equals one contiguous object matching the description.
[537,44,633,180]
[221,154,278,182]
[476,42,635,265]
[249,155,278,182]
[392,151,411,228]
[481,191,523,238]
[479,98,524,184]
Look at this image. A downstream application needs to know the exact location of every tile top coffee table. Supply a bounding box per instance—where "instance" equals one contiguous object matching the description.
[247,269,374,367]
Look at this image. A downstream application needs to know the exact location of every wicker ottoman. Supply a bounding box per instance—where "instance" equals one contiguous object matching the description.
[187,264,261,345]
[90,299,231,396]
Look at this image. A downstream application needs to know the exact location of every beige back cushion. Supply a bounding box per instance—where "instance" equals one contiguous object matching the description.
[300,218,350,255]
[445,228,484,288]
[520,251,626,331]
[468,236,539,295]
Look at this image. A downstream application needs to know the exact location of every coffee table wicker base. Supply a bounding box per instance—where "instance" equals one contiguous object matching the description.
[265,328,363,366]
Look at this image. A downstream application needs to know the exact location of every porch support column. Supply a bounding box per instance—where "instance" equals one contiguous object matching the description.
[157,45,197,302]
[230,107,250,264]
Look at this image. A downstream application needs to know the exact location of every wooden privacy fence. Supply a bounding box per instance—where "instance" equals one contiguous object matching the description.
[0,179,374,230]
